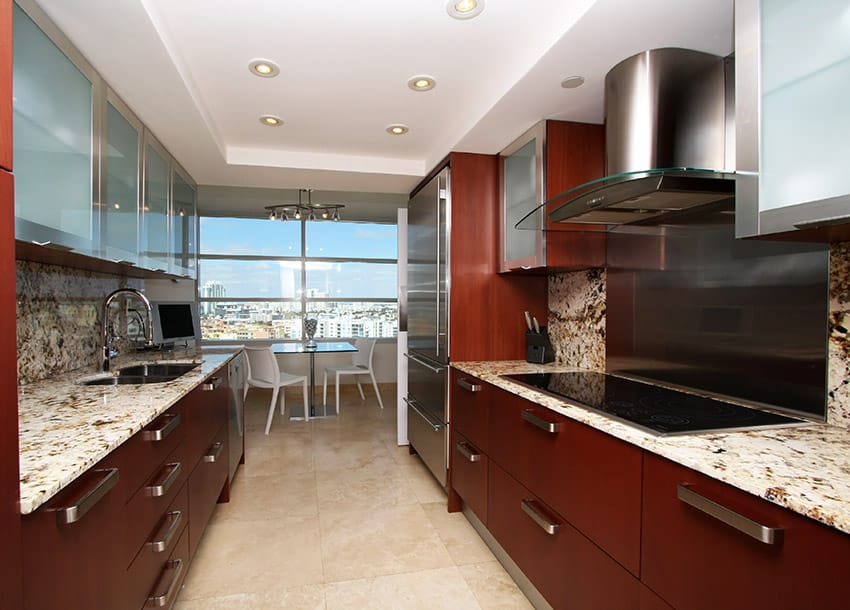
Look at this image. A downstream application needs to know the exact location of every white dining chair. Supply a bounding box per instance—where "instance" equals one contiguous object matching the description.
[322,337,384,414]
[243,345,309,433]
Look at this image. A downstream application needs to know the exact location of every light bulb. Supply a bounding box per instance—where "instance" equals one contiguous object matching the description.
[294,209,301,220]
[322,209,329,219]
[269,210,277,221]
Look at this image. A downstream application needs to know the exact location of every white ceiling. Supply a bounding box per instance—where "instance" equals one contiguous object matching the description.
[27,0,734,213]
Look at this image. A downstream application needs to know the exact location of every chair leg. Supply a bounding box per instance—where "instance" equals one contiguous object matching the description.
[369,371,384,409]
[322,370,328,406]
[279,385,286,415]
[265,387,279,435]
[355,377,365,401]
[302,379,310,421]
[335,372,341,415]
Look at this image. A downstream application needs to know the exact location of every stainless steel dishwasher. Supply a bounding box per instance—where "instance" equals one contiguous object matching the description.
[228,351,245,481]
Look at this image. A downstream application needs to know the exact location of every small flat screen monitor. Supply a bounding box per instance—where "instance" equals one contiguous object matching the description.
[151,301,200,345]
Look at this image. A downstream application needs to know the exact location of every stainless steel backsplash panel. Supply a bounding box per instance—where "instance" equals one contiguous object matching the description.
[606,219,829,418]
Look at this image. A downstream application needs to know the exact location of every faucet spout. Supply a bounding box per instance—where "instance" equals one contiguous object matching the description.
[101,288,153,371]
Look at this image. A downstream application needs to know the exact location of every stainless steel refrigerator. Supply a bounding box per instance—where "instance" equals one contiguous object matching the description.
[405,167,449,487]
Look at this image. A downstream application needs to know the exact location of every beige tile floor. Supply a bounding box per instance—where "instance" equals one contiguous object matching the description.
[175,384,533,610]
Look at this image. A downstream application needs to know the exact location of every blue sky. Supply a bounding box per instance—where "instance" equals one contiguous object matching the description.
[199,218,398,298]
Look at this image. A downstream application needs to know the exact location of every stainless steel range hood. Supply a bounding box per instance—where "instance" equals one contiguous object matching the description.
[519,48,737,229]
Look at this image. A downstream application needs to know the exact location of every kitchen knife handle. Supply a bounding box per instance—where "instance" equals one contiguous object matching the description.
[522,409,562,434]
[456,378,482,393]
[524,311,533,331]
[677,483,783,545]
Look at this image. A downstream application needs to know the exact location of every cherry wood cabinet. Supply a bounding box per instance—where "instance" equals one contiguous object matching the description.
[446,152,548,362]
[642,452,850,610]
[0,0,11,171]
[544,121,606,271]
[21,362,232,609]
[451,370,491,453]
[0,167,20,609]
[488,388,642,575]
[488,461,640,609]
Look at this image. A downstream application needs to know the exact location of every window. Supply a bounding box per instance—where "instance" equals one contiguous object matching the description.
[199,217,397,341]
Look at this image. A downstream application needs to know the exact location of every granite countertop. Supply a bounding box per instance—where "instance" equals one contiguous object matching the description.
[17,348,242,515]
[453,360,850,536]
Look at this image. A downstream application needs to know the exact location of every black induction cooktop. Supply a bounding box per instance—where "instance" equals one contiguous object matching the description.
[503,371,807,436]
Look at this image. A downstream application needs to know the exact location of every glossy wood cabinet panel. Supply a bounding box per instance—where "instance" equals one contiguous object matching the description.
[185,367,228,462]
[451,430,488,524]
[488,388,642,574]
[0,168,20,609]
[0,0,12,171]
[188,422,229,558]
[488,461,640,609]
[545,121,607,271]
[21,454,126,610]
[447,153,547,362]
[642,452,850,610]
[450,369,491,453]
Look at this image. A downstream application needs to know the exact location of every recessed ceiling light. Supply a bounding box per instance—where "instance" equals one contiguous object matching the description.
[408,75,436,92]
[446,0,484,20]
[560,75,586,89]
[386,124,409,135]
[249,59,280,78]
[259,115,283,127]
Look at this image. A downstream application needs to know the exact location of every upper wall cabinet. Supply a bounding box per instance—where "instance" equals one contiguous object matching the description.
[101,91,142,266]
[11,0,198,277]
[736,0,850,240]
[499,120,605,273]
[12,1,98,257]
[171,166,197,278]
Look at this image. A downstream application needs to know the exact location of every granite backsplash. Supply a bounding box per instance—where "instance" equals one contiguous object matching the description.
[548,243,850,427]
[16,260,142,385]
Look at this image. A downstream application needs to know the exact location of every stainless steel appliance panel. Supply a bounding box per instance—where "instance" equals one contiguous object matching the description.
[406,400,447,487]
[407,168,448,363]
[406,352,448,421]
[227,352,245,481]
[606,218,829,418]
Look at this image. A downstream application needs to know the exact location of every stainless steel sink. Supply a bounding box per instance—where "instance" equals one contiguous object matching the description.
[77,362,199,386]
[115,363,199,377]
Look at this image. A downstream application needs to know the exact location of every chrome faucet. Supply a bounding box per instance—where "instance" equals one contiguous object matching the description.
[101,288,154,371]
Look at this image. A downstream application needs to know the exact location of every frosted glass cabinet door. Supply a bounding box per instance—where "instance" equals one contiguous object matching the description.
[142,142,170,271]
[171,169,197,278]
[101,99,141,264]
[736,0,850,236]
[12,4,95,254]
[500,122,545,272]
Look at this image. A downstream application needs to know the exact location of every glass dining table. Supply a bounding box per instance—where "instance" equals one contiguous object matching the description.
[271,341,357,419]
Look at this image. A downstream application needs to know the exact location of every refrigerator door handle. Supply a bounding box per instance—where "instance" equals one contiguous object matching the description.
[404,352,447,374]
[404,396,445,431]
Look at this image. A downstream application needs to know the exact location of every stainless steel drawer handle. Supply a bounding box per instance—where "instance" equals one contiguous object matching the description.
[202,376,223,391]
[403,352,446,373]
[521,499,561,535]
[146,558,184,607]
[49,468,119,525]
[457,378,482,393]
[456,441,482,463]
[142,413,181,442]
[403,396,445,431]
[203,441,224,463]
[148,511,183,553]
[677,483,783,545]
[521,409,562,434]
[145,462,182,498]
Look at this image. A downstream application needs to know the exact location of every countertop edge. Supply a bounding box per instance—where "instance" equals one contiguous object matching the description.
[451,360,850,536]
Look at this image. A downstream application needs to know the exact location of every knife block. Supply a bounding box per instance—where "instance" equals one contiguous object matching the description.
[526,328,555,364]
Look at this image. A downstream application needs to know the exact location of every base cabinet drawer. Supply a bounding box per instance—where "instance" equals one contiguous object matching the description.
[489,388,642,574]
[488,462,639,610]
[125,483,189,607]
[451,430,488,524]
[642,453,850,610]
[188,422,229,558]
